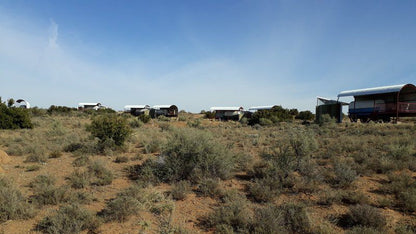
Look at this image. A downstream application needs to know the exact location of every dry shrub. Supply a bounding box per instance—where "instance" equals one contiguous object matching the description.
[337,205,386,230]
[0,177,34,223]
[171,180,191,200]
[36,204,100,234]
[88,160,114,186]
[67,169,90,189]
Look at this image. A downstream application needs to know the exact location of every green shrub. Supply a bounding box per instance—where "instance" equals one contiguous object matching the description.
[196,178,222,198]
[86,114,132,148]
[88,161,114,186]
[0,177,34,223]
[337,205,386,229]
[138,114,151,123]
[331,161,357,188]
[47,105,77,115]
[67,169,90,189]
[99,195,140,222]
[248,105,293,125]
[36,204,100,234]
[204,111,215,119]
[205,198,252,233]
[248,178,281,202]
[114,156,129,163]
[0,101,33,129]
[252,203,312,234]
[296,111,315,121]
[159,128,235,183]
[171,180,191,200]
[72,155,90,167]
[49,150,62,158]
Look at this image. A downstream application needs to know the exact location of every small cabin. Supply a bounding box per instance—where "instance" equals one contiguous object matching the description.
[338,84,416,122]
[124,105,150,116]
[150,105,178,118]
[78,103,103,111]
[210,107,244,121]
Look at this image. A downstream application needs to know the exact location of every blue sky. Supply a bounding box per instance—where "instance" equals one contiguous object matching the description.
[1,0,415,112]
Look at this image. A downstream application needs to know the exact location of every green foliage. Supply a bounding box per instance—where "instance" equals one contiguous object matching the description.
[87,114,132,148]
[29,175,68,206]
[36,204,100,234]
[204,111,215,119]
[88,160,114,186]
[248,105,293,125]
[171,180,191,200]
[0,101,33,129]
[0,177,35,223]
[47,105,77,115]
[296,110,315,121]
[138,114,151,123]
[337,205,386,230]
[160,128,235,183]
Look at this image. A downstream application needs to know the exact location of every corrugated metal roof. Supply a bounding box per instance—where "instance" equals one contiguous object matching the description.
[210,107,243,111]
[124,105,150,110]
[338,84,407,97]
[248,106,275,111]
[78,103,101,107]
[153,105,175,109]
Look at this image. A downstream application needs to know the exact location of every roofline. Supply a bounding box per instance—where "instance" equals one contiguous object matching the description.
[337,84,409,97]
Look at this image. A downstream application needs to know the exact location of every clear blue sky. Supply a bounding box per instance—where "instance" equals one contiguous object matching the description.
[1,0,415,112]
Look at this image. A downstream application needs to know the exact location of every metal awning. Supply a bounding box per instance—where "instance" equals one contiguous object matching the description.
[338,84,407,97]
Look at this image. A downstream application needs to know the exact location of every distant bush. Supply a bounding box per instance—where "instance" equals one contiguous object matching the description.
[337,205,386,229]
[248,106,293,125]
[296,110,315,121]
[138,114,151,123]
[171,180,191,200]
[205,197,252,233]
[36,204,100,234]
[87,114,132,149]
[114,156,129,163]
[0,177,34,223]
[67,169,90,189]
[47,105,77,115]
[99,195,140,222]
[0,101,33,129]
[204,111,215,119]
[88,161,113,186]
[196,178,222,198]
[29,175,68,206]
[159,128,235,183]
[330,161,357,188]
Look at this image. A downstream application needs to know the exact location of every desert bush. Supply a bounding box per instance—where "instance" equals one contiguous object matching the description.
[49,150,62,158]
[157,128,235,183]
[0,177,34,223]
[138,114,151,123]
[337,205,386,229]
[72,155,90,167]
[143,139,162,154]
[86,114,132,149]
[195,178,222,198]
[31,185,68,206]
[339,190,369,205]
[204,111,215,119]
[317,114,336,126]
[63,142,84,152]
[68,191,94,204]
[36,204,100,234]
[25,154,48,163]
[248,178,282,202]
[26,165,41,172]
[47,105,77,115]
[346,226,380,234]
[330,160,357,188]
[248,105,293,125]
[205,197,252,233]
[397,187,416,212]
[128,159,166,185]
[99,195,140,222]
[0,101,33,129]
[252,203,312,234]
[88,160,114,186]
[114,155,129,163]
[171,180,191,200]
[67,169,90,189]
[296,110,315,121]
[129,118,143,128]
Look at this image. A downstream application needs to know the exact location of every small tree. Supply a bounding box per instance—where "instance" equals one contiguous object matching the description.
[87,114,132,148]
